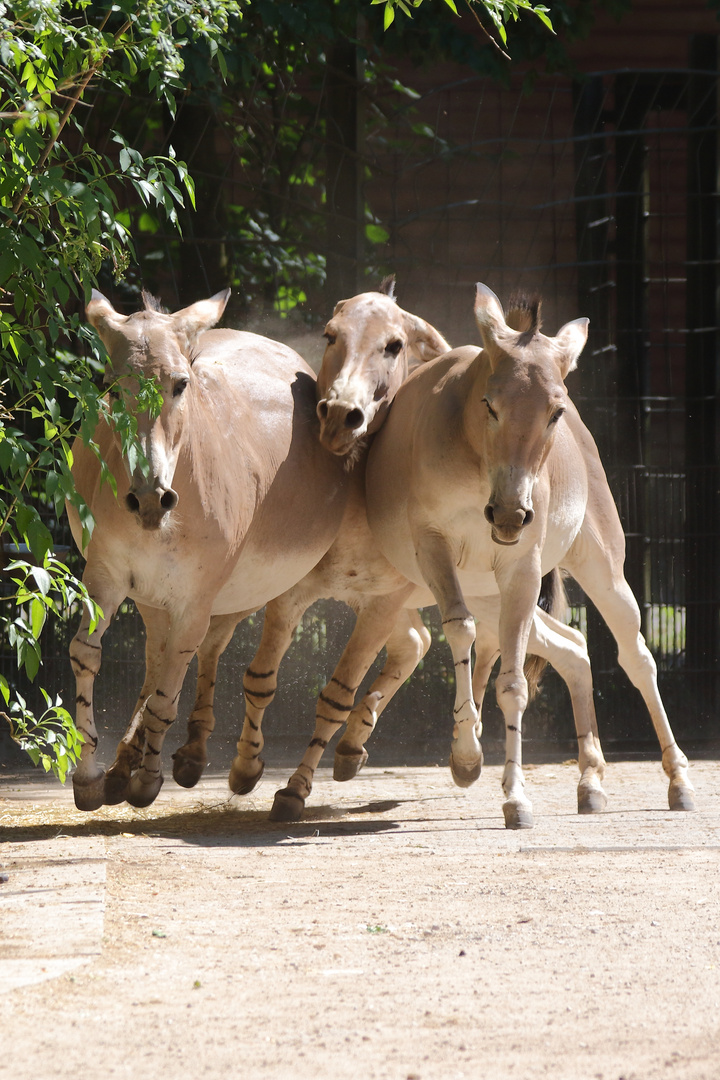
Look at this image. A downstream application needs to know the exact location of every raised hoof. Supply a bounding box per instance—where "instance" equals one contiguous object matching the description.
[269,788,306,823]
[228,758,265,796]
[126,773,164,808]
[669,783,695,812]
[333,746,368,782]
[172,748,207,789]
[72,774,106,812]
[577,786,608,814]
[103,771,130,806]
[449,749,483,789]
[503,800,534,830]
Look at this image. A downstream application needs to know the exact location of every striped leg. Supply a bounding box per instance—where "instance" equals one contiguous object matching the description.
[335,606,430,780]
[270,590,413,822]
[104,603,170,805]
[229,583,320,796]
[125,609,213,808]
[173,611,252,789]
[70,570,124,811]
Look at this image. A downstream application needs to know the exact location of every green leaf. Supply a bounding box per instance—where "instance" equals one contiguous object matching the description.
[30,597,47,640]
[366,223,389,244]
[30,565,52,596]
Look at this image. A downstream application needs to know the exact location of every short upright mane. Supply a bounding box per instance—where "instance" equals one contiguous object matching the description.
[141,290,166,313]
[377,275,397,302]
[506,294,542,342]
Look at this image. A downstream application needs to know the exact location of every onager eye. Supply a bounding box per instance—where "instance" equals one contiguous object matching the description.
[483,398,498,421]
[173,378,189,398]
[385,339,403,358]
[549,408,565,426]
[323,331,337,346]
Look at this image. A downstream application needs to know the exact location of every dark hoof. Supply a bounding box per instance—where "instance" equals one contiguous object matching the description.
[228,758,265,796]
[449,749,483,789]
[103,771,130,806]
[578,787,607,814]
[126,774,164,808]
[172,748,206,789]
[503,800,534,830]
[72,775,106,812]
[269,788,305,823]
[669,783,695,812]
[333,746,368,782]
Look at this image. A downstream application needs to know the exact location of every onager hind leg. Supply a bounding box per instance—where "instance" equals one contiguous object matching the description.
[565,539,694,811]
[228,581,322,796]
[470,600,607,815]
[334,607,431,781]
[525,612,608,813]
[270,587,415,823]
[172,610,254,789]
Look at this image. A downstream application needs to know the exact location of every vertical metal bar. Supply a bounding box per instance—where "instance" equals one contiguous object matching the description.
[684,35,720,716]
[614,73,651,620]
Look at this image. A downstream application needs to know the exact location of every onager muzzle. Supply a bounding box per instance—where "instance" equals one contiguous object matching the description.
[316,397,367,455]
[484,500,535,545]
[125,484,179,529]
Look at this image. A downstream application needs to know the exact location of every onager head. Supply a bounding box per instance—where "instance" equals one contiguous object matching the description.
[86,288,230,530]
[316,278,450,462]
[473,283,588,546]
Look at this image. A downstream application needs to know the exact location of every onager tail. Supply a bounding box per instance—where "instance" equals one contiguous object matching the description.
[524,567,567,700]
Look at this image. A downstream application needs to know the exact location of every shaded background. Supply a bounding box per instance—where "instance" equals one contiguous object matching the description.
[2,0,719,773]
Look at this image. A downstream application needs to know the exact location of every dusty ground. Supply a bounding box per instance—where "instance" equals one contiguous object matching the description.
[1,758,719,1080]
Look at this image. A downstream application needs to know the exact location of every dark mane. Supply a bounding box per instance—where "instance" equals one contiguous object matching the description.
[377,275,397,302]
[506,293,542,342]
[141,290,167,313]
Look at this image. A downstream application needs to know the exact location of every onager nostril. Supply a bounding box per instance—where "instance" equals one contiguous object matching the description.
[484,504,495,525]
[344,407,364,430]
[317,400,329,421]
[126,492,140,514]
[522,507,534,526]
[160,489,179,511]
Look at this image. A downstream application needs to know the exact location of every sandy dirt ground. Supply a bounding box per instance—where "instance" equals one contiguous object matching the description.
[1,758,719,1080]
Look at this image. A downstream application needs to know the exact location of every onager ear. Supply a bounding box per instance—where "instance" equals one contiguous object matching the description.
[402,311,451,363]
[473,283,512,367]
[554,317,589,376]
[86,289,128,343]
[171,288,231,342]
[331,298,349,317]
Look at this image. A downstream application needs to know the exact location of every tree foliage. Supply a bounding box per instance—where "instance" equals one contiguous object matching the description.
[0,0,241,775]
[374,0,553,56]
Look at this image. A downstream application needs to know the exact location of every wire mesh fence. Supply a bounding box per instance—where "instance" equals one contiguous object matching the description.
[3,53,719,771]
